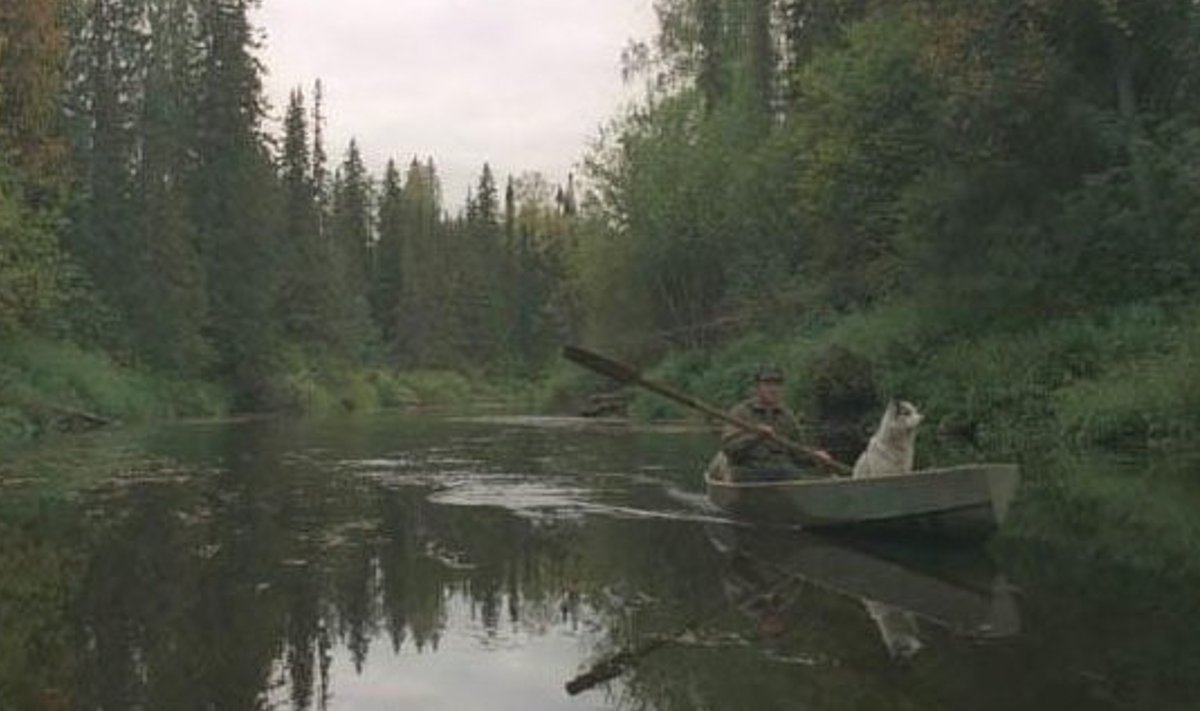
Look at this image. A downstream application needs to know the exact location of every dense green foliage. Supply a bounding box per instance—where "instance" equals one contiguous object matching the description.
[624,300,1200,450]
[1,0,578,433]
[0,338,227,446]
[586,0,1200,333]
[569,0,1200,448]
[3,0,1200,452]
[6,4,1200,704]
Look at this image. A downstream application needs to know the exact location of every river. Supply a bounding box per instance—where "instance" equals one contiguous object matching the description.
[1,412,1197,710]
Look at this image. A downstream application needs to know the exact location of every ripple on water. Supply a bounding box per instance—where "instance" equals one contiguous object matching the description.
[421,471,738,527]
[427,477,594,511]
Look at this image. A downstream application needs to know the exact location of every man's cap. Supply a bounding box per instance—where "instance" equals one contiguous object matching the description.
[755,364,784,382]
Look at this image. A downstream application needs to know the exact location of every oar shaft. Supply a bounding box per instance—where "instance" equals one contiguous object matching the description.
[562,346,851,475]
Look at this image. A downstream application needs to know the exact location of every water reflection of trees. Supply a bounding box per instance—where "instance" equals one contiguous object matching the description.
[0,511,82,710]
[54,424,613,709]
[4,419,1200,710]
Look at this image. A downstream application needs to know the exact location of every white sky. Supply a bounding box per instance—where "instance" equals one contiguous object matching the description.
[252,0,657,209]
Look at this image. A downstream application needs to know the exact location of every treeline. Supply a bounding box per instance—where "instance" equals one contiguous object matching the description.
[6,0,1200,419]
[577,0,1200,352]
[1,0,577,411]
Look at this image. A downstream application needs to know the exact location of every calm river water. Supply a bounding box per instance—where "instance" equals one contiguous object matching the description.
[1,412,1198,710]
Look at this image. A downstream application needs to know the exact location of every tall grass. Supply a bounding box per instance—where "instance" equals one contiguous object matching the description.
[0,336,542,450]
[620,299,1200,452]
[1054,312,1200,446]
[0,338,229,447]
[265,353,535,416]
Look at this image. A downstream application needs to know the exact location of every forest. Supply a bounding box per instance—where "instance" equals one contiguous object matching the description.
[3,0,1200,450]
[1,0,580,429]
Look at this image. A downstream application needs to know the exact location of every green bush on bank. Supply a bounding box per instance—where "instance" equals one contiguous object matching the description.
[0,338,230,447]
[1054,312,1200,447]
[265,351,380,414]
[534,360,610,414]
[265,351,533,415]
[0,336,540,449]
[390,370,475,406]
[0,336,541,451]
[387,368,540,409]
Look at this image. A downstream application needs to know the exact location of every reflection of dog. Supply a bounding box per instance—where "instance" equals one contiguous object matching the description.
[863,599,924,659]
[853,400,923,478]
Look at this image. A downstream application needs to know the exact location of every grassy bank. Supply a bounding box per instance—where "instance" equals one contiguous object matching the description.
[270,361,540,415]
[603,299,1200,454]
[0,338,543,450]
[0,339,229,448]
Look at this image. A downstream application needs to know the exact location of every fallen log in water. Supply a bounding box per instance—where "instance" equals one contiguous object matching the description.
[1,391,115,431]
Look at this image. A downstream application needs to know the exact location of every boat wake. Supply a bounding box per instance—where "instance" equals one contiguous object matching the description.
[426,475,738,526]
[342,453,740,526]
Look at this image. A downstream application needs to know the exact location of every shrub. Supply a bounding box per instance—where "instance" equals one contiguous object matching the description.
[1055,314,1200,446]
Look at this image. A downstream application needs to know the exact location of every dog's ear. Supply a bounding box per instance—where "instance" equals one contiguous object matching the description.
[881,399,897,420]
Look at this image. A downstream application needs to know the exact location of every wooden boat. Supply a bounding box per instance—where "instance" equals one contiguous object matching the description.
[705,452,1020,540]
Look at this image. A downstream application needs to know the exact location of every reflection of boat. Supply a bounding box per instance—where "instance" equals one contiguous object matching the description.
[705,452,1020,540]
[707,526,1020,656]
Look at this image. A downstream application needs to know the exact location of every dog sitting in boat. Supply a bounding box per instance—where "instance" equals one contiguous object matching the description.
[853,400,923,478]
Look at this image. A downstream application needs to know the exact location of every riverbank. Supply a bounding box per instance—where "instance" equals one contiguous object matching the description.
[0,337,540,451]
[0,338,228,449]
[545,298,1200,574]
[580,298,1200,455]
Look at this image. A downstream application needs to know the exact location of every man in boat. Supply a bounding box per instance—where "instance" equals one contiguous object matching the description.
[721,365,830,481]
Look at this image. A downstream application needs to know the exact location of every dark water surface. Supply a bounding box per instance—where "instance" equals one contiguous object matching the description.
[1,412,1198,710]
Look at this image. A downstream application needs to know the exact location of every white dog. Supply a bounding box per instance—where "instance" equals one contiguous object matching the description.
[853,400,923,478]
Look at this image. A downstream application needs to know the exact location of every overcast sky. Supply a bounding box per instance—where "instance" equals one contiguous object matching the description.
[252,0,657,209]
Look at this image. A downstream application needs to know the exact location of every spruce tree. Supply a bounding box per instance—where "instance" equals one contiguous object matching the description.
[475,162,498,229]
[331,139,372,283]
[126,0,211,373]
[371,158,404,349]
[458,162,505,366]
[394,157,443,363]
[65,0,147,350]
[327,139,375,360]
[191,0,283,405]
[278,87,339,352]
[311,78,328,235]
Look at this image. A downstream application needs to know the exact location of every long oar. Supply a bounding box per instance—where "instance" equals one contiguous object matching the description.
[562,346,852,476]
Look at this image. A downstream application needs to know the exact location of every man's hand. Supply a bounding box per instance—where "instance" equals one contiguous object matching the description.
[813,449,836,466]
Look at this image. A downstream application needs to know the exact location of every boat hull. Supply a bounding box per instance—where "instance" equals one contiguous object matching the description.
[705,454,1020,540]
